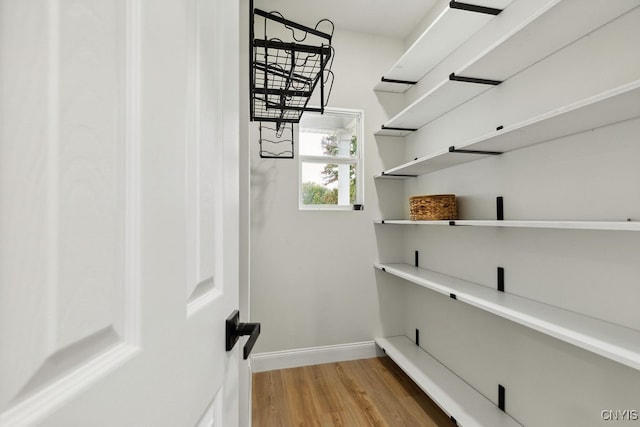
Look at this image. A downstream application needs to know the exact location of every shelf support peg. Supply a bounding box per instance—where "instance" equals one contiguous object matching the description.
[449,1,503,15]
[449,72,502,86]
[449,145,502,156]
[498,267,505,292]
[498,384,506,412]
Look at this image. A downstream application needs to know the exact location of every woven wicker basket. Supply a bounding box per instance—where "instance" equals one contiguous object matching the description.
[409,194,457,221]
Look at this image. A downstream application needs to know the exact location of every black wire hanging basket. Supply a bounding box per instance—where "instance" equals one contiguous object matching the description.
[249,1,335,158]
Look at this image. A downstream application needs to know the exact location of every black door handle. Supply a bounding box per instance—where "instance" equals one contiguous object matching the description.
[225,310,261,359]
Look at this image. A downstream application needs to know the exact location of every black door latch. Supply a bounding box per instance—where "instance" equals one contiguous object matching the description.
[225,310,261,359]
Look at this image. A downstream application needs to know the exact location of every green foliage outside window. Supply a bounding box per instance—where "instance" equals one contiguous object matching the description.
[302,182,338,204]
[301,134,357,205]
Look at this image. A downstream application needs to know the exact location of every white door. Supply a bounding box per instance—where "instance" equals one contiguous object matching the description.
[0,0,242,426]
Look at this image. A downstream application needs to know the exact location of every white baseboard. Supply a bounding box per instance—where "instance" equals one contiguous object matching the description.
[250,340,384,373]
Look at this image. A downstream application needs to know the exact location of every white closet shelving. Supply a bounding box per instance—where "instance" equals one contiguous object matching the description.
[376,336,522,427]
[374,0,512,93]
[373,0,640,423]
[376,263,640,371]
[375,80,640,179]
[375,0,640,136]
[374,219,640,231]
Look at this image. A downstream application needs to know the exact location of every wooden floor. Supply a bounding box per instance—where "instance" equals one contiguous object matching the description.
[252,357,456,426]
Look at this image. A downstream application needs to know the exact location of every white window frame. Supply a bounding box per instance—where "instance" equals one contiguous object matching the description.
[298,107,364,211]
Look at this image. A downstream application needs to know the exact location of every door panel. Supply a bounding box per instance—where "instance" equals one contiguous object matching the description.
[187,0,219,306]
[0,0,138,420]
[0,0,240,425]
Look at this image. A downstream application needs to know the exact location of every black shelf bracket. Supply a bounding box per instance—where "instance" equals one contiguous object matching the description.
[380,172,418,178]
[449,146,503,156]
[496,125,504,131]
[497,196,504,220]
[498,267,505,292]
[415,329,420,346]
[498,384,506,412]
[449,220,456,226]
[381,125,418,132]
[450,293,457,300]
[450,0,503,15]
[449,72,502,86]
[415,250,419,267]
[381,76,418,86]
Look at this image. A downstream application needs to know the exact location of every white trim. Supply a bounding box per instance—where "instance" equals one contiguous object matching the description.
[299,154,358,165]
[250,341,382,373]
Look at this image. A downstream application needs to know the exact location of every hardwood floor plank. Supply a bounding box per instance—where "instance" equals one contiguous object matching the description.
[352,358,425,427]
[376,357,454,426]
[253,370,286,427]
[284,366,322,427]
[252,357,455,427]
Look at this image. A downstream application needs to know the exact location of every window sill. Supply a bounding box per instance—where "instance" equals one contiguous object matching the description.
[299,204,363,211]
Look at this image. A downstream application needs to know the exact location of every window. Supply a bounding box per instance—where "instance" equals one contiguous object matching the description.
[298,108,363,210]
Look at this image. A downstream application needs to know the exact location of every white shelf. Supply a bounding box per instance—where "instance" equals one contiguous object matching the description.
[376,263,640,371]
[376,0,639,135]
[376,77,491,135]
[373,172,416,180]
[376,336,521,427]
[373,0,513,93]
[375,79,640,178]
[375,126,416,137]
[374,219,640,231]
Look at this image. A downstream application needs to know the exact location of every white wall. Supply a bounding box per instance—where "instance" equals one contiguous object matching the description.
[249,27,407,353]
[381,2,640,426]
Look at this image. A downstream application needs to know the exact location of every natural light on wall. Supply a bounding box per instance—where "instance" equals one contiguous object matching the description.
[298,108,363,210]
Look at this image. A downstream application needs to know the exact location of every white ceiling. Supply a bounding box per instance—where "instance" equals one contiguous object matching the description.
[253,0,438,39]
